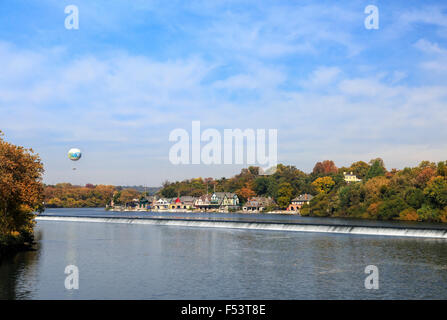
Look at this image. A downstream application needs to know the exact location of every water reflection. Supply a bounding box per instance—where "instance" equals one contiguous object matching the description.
[0,230,42,299]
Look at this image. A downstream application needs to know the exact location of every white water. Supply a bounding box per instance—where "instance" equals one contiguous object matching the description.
[35,216,447,239]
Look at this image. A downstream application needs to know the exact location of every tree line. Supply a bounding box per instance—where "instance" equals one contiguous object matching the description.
[159,159,447,222]
[44,184,144,208]
[302,159,447,222]
[43,158,447,222]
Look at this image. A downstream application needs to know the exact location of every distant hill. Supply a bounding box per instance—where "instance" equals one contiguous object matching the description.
[117,186,161,195]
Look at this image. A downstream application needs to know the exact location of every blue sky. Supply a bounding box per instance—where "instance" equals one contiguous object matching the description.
[1,0,447,186]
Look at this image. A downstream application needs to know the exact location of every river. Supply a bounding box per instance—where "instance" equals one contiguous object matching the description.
[1,208,446,299]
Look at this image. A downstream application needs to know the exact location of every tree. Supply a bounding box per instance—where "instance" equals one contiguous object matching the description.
[364,176,389,203]
[399,208,419,221]
[417,204,440,222]
[377,197,407,220]
[308,193,335,217]
[236,183,256,203]
[276,182,293,209]
[312,177,335,194]
[160,185,177,198]
[424,176,447,209]
[312,160,338,176]
[348,161,370,179]
[338,183,365,209]
[119,188,141,203]
[0,131,44,241]
[404,188,424,209]
[253,176,270,195]
[437,161,447,178]
[366,158,386,180]
[415,167,436,188]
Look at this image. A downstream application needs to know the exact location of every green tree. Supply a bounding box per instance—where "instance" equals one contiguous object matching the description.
[366,158,386,180]
[276,182,293,209]
[253,176,270,195]
[417,204,440,222]
[404,188,424,209]
[349,161,370,179]
[160,185,177,198]
[424,177,447,208]
[377,197,407,220]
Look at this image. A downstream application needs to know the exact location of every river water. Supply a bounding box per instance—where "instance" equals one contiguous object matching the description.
[1,208,447,299]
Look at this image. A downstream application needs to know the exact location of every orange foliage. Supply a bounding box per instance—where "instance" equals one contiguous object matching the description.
[365,202,381,219]
[398,208,419,221]
[0,131,44,235]
[312,160,338,175]
[236,182,256,202]
[44,184,116,208]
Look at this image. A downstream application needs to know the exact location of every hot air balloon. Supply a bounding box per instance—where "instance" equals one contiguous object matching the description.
[68,148,82,161]
[68,148,81,171]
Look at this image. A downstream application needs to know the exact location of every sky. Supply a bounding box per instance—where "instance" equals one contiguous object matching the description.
[1,0,447,186]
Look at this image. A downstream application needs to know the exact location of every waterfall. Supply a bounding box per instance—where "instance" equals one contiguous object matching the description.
[35,215,447,239]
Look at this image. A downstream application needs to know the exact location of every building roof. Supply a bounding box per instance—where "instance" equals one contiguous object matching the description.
[292,194,314,202]
[180,196,196,202]
[213,192,237,199]
[245,197,274,206]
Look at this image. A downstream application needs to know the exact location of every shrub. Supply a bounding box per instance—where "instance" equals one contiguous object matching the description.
[398,208,419,221]
[377,197,408,220]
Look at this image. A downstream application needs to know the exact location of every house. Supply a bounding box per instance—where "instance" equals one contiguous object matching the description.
[137,195,156,210]
[194,192,240,211]
[344,172,362,183]
[124,199,139,209]
[242,197,274,212]
[153,198,170,210]
[287,194,314,211]
[194,194,213,210]
[169,197,183,210]
[180,196,196,209]
[211,192,240,210]
[169,196,196,210]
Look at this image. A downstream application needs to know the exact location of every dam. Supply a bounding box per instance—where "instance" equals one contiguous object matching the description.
[35,215,447,239]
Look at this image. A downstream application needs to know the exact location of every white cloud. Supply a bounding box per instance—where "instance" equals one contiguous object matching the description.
[300,66,341,89]
[1,38,447,184]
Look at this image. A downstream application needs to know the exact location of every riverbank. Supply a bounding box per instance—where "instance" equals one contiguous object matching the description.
[0,233,35,264]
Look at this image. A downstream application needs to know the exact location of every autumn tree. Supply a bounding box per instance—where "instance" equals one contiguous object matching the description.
[0,131,44,243]
[118,188,141,204]
[276,182,293,209]
[312,160,338,176]
[44,184,116,207]
[236,182,256,203]
[312,177,335,194]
